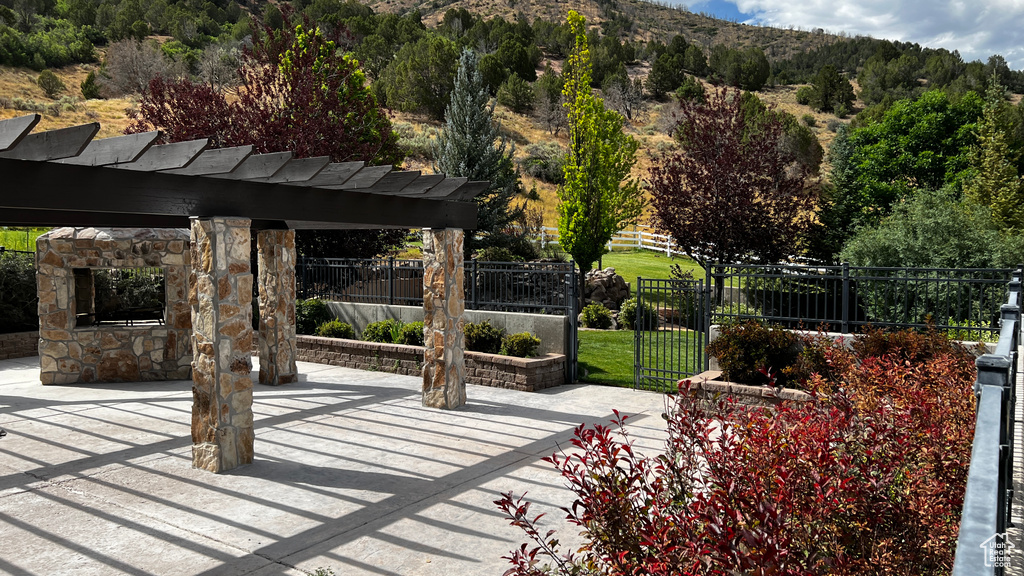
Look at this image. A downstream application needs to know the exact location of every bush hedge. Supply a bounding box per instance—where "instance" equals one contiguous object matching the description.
[499,327,977,575]
[500,332,540,358]
[465,320,504,354]
[362,318,403,343]
[296,299,331,335]
[314,319,355,339]
[581,303,613,329]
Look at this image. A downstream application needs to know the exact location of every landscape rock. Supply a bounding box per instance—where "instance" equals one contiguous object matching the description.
[584,267,630,311]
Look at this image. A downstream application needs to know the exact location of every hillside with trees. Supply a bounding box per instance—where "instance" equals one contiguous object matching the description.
[2,0,1024,267]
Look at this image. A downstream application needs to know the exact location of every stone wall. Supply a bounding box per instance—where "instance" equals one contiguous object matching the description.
[35,228,192,384]
[296,335,566,392]
[0,331,39,360]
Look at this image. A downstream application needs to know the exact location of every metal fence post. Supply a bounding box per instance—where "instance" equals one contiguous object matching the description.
[471,258,479,310]
[842,261,850,334]
[388,256,395,305]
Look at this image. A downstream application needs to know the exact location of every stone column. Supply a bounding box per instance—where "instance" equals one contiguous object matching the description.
[36,238,74,385]
[189,217,255,473]
[257,229,297,385]
[422,228,466,409]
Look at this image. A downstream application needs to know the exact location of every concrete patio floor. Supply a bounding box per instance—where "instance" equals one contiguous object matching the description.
[0,356,669,576]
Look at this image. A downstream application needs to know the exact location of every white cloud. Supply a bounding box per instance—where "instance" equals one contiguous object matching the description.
[696,0,1024,69]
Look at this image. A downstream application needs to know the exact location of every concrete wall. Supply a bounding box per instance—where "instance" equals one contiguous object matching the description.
[325,301,572,357]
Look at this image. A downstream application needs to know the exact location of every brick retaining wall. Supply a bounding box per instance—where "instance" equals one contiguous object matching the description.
[0,331,39,360]
[296,335,565,392]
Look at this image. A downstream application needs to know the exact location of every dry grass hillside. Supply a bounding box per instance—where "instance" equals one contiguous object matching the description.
[0,57,853,227]
[369,0,841,59]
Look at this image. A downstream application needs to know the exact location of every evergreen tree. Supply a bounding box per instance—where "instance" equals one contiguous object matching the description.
[965,78,1024,231]
[434,48,528,257]
[558,10,644,307]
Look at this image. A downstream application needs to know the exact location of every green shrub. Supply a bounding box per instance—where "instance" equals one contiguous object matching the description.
[474,246,522,262]
[496,73,535,114]
[296,299,331,335]
[706,320,801,387]
[674,74,705,102]
[0,251,38,333]
[795,85,814,105]
[397,320,425,346]
[80,71,101,99]
[581,303,613,329]
[501,332,540,357]
[314,319,355,339]
[619,297,658,330]
[465,320,504,354]
[801,113,816,127]
[362,318,403,343]
[520,142,565,185]
[37,69,65,98]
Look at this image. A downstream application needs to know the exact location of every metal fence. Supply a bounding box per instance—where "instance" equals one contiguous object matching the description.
[712,263,1015,340]
[953,270,1021,575]
[634,277,713,392]
[297,257,578,317]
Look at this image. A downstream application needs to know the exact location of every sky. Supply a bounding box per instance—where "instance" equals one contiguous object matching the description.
[677,0,1024,70]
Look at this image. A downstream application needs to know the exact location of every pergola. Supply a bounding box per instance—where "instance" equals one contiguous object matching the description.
[0,113,481,472]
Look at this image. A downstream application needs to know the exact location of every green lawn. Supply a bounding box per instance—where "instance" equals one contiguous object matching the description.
[578,329,635,387]
[578,327,706,389]
[596,250,705,294]
[0,227,49,252]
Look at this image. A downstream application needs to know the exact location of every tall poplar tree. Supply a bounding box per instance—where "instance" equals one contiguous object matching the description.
[434,48,526,257]
[965,78,1024,231]
[557,10,644,307]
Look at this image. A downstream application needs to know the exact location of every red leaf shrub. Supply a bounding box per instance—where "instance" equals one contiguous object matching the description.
[497,329,976,575]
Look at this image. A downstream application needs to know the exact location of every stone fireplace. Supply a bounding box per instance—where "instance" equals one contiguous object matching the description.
[35,227,192,384]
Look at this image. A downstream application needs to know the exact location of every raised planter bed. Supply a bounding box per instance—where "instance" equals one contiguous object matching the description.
[686,370,813,407]
[0,330,39,360]
[295,335,566,392]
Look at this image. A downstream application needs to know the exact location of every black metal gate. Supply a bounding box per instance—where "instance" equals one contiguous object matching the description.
[634,277,712,392]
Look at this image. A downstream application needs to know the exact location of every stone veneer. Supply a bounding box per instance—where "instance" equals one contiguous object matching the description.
[35,228,192,384]
[257,229,297,385]
[422,228,466,409]
[189,217,254,473]
[0,331,39,360]
[295,335,566,392]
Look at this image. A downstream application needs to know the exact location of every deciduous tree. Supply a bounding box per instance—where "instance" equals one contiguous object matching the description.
[649,86,815,301]
[558,10,644,307]
[127,14,406,258]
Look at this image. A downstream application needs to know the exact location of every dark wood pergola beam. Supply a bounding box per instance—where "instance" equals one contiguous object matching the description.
[0,158,477,230]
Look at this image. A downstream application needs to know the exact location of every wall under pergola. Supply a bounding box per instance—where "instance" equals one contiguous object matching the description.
[1,113,485,473]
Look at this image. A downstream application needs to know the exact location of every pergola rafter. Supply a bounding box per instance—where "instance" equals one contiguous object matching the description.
[1,114,477,473]
[0,113,483,230]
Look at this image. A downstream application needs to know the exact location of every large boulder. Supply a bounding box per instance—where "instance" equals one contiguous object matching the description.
[584,267,630,311]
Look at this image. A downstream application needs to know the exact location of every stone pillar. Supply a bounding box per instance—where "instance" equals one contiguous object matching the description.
[189,217,255,473]
[36,240,74,385]
[422,228,466,409]
[257,229,297,385]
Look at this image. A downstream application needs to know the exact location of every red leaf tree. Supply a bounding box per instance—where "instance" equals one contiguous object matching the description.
[648,86,815,300]
[126,12,406,257]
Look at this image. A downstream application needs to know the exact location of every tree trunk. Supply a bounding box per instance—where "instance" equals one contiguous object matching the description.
[712,264,726,307]
[577,262,591,317]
